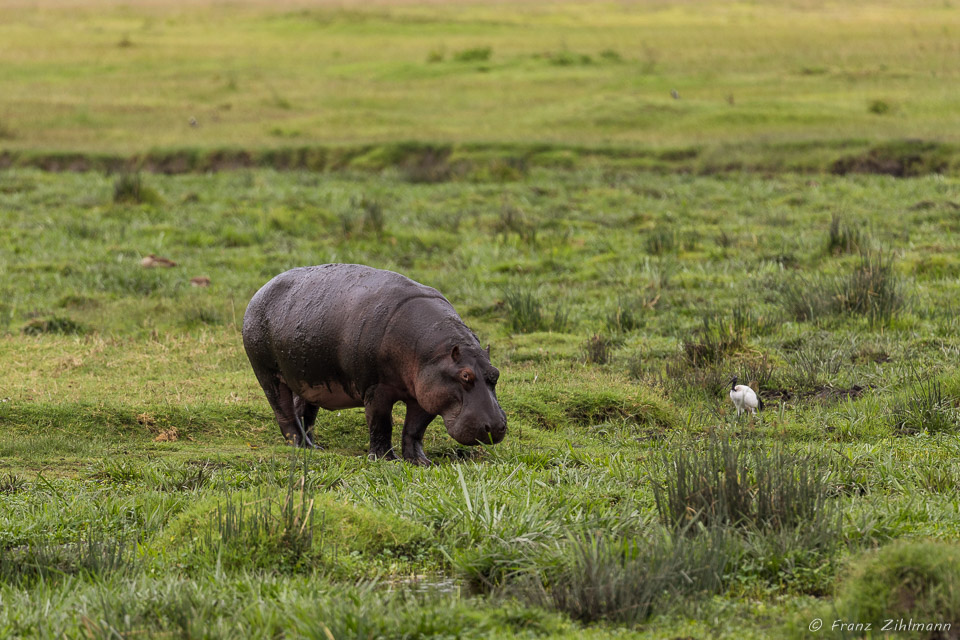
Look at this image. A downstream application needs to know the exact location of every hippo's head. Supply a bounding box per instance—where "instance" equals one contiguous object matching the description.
[416,343,507,446]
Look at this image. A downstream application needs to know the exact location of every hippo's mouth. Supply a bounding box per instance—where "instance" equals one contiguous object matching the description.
[443,404,507,446]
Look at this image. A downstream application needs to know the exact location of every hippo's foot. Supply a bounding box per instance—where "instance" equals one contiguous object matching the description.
[403,453,432,467]
[298,437,319,450]
[402,441,432,466]
[285,435,319,449]
[367,448,399,462]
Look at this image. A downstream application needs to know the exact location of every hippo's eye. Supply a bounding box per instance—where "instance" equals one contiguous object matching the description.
[459,369,475,385]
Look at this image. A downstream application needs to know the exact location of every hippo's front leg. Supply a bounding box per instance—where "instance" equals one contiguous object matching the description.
[364,385,398,461]
[402,402,435,466]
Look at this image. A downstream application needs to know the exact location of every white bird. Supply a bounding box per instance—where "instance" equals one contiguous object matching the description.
[729,376,764,416]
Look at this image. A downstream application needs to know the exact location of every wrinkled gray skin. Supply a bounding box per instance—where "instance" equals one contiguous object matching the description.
[242,264,507,465]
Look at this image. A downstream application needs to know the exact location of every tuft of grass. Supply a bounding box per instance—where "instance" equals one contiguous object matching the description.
[838,249,904,323]
[658,358,730,397]
[682,314,747,366]
[513,530,729,626]
[181,303,224,329]
[731,355,775,394]
[782,249,904,324]
[493,201,537,244]
[22,315,86,336]
[598,49,623,62]
[113,172,161,205]
[161,455,429,576]
[547,51,593,66]
[650,435,837,533]
[867,99,892,115]
[338,196,387,237]
[204,457,317,572]
[359,196,386,236]
[0,533,135,584]
[827,213,867,255]
[0,472,26,494]
[583,333,617,365]
[503,288,543,333]
[781,333,849,391]
[715,230,736,249]
[646,228,676,255]
[400,148,452,183]
[606,294,655,334]
[502,287,568,333]
[112,462,214,492]
[891,371,957,435]
[453,46,491,62]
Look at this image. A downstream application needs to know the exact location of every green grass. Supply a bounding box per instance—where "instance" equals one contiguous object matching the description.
[3,2,960,633]
[0,0,959,164]
[2,166,960,636]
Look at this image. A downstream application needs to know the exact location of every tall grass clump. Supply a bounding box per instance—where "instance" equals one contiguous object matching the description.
[780,333,849,391]
[21,315,86,336]
[782,249,904,324]
[827,213,868,255]
[453,46,492,62]
[0,472,26,494]
[503,287,569,333]
[891,371,957,435]
[606,294,655,333]
[837,249,904,322]
[113,172,161,205]
[646,228,676,255]
[681,303,772,367]
[338,196,386,237]
[649,436,842,593]
[0,533,134,584]
[650,435,835,533]
[657,356,772,401]
[513,530,730,626]
[493,202,537,244]
[682,314,747,366]
[187,456,318,573]
[583,333,617,365]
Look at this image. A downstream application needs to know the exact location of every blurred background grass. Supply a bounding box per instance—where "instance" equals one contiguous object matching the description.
[0,0,958,155]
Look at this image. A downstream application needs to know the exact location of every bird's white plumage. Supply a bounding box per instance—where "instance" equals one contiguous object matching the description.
[729,384,759,415]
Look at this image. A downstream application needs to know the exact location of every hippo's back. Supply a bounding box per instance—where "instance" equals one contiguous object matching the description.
[242,264,450,397]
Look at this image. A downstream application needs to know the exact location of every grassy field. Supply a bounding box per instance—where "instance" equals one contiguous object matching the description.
[2,166,960,637]
[0,0,959,158]
[3,0,960,638]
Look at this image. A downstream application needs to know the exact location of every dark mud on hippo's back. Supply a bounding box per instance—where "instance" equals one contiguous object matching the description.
[241,263,507,465]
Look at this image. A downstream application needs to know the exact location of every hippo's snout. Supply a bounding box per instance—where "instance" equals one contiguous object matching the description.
[473,422,507,445]
[448,410,507,446]
[484,418,507,444]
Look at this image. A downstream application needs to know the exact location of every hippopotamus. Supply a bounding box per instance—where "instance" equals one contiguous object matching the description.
[242,264,507,465]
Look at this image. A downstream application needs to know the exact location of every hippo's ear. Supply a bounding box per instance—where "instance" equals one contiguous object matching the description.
[451,345,461,363]
[485,344,491,358]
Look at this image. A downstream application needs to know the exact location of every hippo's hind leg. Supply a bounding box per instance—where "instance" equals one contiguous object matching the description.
[363,385,399,461]
[401,402,436,466]
[253,370,316,448]
[293,395,321,445]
